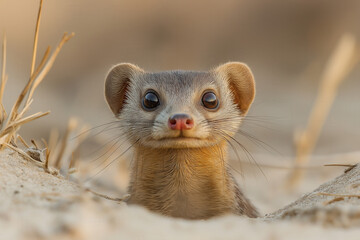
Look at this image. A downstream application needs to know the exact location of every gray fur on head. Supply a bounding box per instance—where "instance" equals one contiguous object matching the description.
[104,62,255,149]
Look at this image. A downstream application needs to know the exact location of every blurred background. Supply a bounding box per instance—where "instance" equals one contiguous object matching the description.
[0,0,360,212]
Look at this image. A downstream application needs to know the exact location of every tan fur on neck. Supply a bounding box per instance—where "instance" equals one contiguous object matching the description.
[128,141,257,219]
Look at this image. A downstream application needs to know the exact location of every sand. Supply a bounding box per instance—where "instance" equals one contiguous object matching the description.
[1,148,360,240]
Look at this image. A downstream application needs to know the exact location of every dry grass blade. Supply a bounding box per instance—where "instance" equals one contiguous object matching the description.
[8,46,51,123]
[0,102,6,128]
[31,139,39,149]
[30,0,43,76]
[0,35,6,93]
[45,119,88,176]
[16,99,34,121]
[26,46,51,107]
[7,0,49,123]
[86,189,130,202]
[7,111,49,133]
[17,135,30,148]
[69,152,77,170]
[317,192,360,198]
[54,118,78,168]
[1,36,71,145]
[323,197,345,206]
[0,34,8,127]
[47,128,59,164]
[288,34,358,189]
[41,138,50,172]
[0,111,50,147]
[67,125,89,173]
[27,32,75,103]
[324,164,356,168]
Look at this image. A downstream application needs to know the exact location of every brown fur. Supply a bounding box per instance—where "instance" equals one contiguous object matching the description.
[104,62,258,219]
[128,143,258,219]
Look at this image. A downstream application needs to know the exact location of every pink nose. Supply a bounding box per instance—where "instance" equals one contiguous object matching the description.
[168,114,194,130]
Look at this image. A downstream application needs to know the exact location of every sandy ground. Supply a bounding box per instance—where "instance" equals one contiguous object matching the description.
[1,148,360,240]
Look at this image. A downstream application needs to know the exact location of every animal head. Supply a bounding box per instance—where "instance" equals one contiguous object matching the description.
[105,62,255,148]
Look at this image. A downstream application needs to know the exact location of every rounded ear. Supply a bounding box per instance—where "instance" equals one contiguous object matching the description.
[214,62,255,115]
[105,63,144,115]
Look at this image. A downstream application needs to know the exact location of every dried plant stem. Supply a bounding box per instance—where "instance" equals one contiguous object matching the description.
[324,164,356,168]
[17,135,30,148]
[0,34,7,126]
[7,0,50,123]
[27,32,75,104]
[288,34,358,188]
[7,46,50,124]
[31,139,39,149]
[47,128,59,164]
[0,111,50,147]
[13,111,49,127]
[3,31,71,143]
[317,192,360,198]
[30,0,43,76]
[54,118,78,168]
[86,189,130,202]
[0,35,6,89]
[0,35,6,102]
[0,111,50,138]
[69,152,77,170]
[41,138,50,172]
[16,99,34,121]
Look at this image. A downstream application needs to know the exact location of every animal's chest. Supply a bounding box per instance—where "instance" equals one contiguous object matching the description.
[129,158,234,219]
[157,171,231,219]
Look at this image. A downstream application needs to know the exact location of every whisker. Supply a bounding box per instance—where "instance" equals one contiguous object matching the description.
[208,120,280,156]
[244,115,280,120]
[71,120,120,140]
[241,120,279,132]
[87,135,125,163]
[224,138,245,178]
[237,129,281,156]
[87,131,139,170]
[213,130,244,177]
[85,138,139,182]
[213,128,267,180]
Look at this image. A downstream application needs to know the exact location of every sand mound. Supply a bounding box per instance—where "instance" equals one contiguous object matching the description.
[1,149,360,240]
[267,164,360,227]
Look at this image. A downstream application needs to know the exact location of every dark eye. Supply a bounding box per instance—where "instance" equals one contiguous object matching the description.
[142,91,160,110]
[202,92,219,110]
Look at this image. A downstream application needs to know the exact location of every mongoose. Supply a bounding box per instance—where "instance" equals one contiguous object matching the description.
[104,62,259,219]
